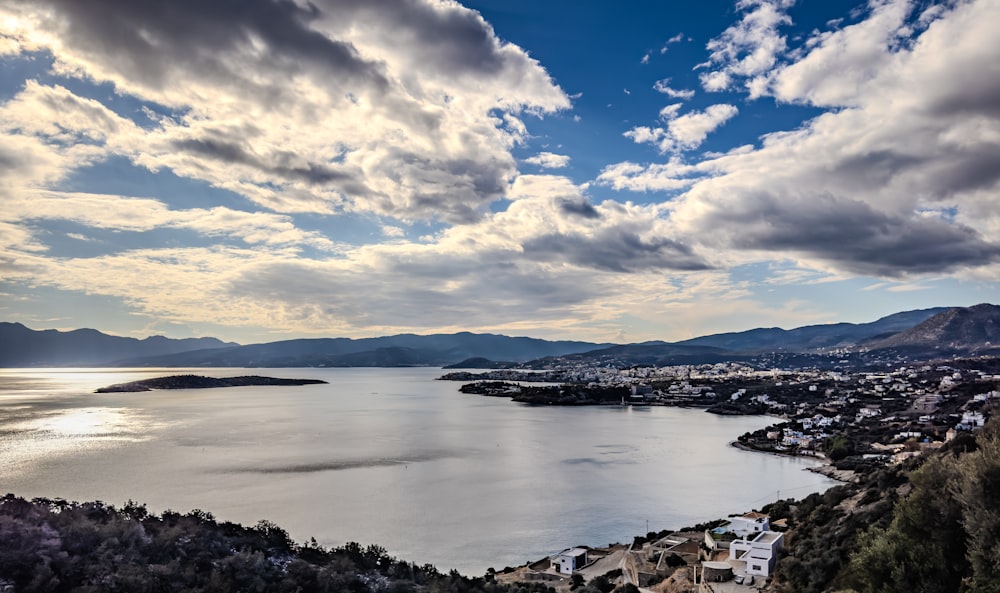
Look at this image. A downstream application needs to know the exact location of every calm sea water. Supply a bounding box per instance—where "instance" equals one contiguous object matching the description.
[0,367,836,575]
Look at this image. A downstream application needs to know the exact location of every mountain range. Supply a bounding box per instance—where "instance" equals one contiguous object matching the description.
[2,304,997,368]
[0,322,236,367]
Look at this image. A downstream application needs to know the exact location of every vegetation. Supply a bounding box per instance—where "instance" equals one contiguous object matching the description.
[459,381,628,405]
[0,495,555,593]
[95,375,327,393]
[770,413,1000,593]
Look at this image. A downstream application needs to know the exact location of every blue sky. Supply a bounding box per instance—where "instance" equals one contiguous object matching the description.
[1,0,998,344]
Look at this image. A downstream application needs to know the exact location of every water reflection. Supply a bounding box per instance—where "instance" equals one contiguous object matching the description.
[0,367,838,576]
[21,407,135,437]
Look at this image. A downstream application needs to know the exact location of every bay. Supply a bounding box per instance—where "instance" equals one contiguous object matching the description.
[0,367,836,575]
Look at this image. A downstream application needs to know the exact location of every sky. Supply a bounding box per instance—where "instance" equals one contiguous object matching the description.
[1,0,998,345]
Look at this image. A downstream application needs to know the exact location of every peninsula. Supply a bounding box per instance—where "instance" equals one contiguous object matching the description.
[94,374,328,393]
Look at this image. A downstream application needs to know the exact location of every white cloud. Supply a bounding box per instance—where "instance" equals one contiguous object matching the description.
[698,0,794,94]
[381,224,406,238]
[653,79,696,100]
[524,152,571,169]
[625,104,738,154]
[764,0,915,105]
[2,191,337,250]
[0,0,570,223]
[603,0,1000,277]
[0,174,719,340]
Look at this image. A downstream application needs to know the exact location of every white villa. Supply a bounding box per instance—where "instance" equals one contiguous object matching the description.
[553,548,588,574]
[723,513,770,537]
[729,531,784,577]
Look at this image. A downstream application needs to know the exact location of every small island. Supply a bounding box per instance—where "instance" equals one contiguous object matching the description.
[95,374,328,393]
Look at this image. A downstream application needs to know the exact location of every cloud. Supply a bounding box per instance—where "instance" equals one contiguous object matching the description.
[625,104,738,154]
[1,172,715,339]
[763,0,915,105]
[0,0,569,222]
[653,79,696,100]
[663,32,685,53]
[2,191,337,250]
[524,152,571,169]
[698,0,794,93]
[603,0,1000,278]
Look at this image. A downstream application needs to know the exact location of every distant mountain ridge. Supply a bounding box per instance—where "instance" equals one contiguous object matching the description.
[0,322,237,367]
[112,332,615,367]
[864,303,1000,356]
[532,304,996,368]
[2,304,996,368]
[0,325,614,367]
[673,307,950,353]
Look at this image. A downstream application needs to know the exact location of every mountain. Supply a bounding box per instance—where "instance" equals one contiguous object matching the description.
[521,343,742,368]
[516,307,961,369]
[0,322,238,367]
[110,332,614,367]
[865,303,1000,356]
[673,307,950,353]
[3,305,988,368]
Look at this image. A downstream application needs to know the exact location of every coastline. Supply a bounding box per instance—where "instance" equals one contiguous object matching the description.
[730,440,856,483]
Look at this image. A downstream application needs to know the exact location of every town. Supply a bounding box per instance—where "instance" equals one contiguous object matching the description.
[445,356,1000,591]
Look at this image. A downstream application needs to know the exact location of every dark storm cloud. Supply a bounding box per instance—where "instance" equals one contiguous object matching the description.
[522,230,711,273]
[925,65,1000,119]
[831,150,926,190]
[712,191,1000,276]
[558,197,601,219]
[925,146,1000,197]
[172,136,369,189]
[374,147,513,223]
[829,146,1000,199]
[29,0,389,96]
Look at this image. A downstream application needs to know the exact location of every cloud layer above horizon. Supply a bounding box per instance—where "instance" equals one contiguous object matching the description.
[1,0,998,343]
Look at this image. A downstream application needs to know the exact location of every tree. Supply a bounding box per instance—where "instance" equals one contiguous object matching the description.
[848,455,967,593]
[953,420,1000,593]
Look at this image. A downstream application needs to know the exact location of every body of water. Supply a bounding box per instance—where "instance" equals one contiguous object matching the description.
[0,367,836,575]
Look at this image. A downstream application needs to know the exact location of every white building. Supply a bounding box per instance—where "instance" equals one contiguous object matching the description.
[553,548,588,574]
[723,513,770,538]
[958,411,986,430]
[729,531,784,577]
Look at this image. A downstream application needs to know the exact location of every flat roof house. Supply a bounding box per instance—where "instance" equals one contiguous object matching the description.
[729,531,784,577]
[553,548,588,575]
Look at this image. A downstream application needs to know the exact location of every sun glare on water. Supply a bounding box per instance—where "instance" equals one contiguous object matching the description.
[1,406,152,477]
[33,407,134,437]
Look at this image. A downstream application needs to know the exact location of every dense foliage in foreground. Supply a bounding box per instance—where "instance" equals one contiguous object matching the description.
[0,496,553,593]
[767,415,1000,593]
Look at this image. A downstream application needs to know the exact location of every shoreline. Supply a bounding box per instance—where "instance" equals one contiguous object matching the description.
[730,440,856,483]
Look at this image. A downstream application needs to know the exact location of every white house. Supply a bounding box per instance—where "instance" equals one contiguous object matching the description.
[554,548,588,574]
[958,411,985,430]
[729,531,784,577]
[723,513,770,538]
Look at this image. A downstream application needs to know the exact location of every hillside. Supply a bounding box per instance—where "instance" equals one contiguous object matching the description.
[0,494,552,592]
[521,343,743,368]
[3,305,991,368]
[109,332,614,367]
[765,418,1000,593]
[673,307,948,353]
[0,322,237,367]
[865,303,1000,356]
